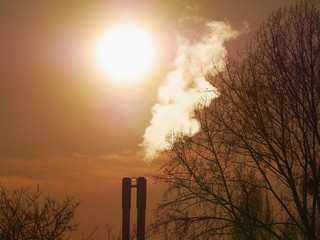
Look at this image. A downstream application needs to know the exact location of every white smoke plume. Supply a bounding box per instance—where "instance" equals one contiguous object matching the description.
[141,16,237,161]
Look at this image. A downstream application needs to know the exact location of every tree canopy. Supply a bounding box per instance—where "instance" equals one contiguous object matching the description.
[151,0,320,239]
[0,185,79,240]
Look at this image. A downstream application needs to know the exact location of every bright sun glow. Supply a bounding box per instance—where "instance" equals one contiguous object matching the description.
[95,23,156,84]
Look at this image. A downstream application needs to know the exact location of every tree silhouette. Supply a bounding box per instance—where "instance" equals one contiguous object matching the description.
[151,0,320,239]
[0,185,79,240]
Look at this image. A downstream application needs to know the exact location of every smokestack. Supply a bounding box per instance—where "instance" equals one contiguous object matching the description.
[122,177,131,240]
[137,177,147,240]
[121,177,147,240]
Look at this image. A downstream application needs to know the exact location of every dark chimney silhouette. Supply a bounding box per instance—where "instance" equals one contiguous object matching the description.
[122,177,147,240]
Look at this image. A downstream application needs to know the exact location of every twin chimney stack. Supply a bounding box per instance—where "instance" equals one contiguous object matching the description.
[122,177,147,240]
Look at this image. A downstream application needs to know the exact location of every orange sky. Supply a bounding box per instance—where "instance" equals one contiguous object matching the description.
[0,0,294,238]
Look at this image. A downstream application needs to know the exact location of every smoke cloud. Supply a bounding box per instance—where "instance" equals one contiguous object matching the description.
[141,16,237,161]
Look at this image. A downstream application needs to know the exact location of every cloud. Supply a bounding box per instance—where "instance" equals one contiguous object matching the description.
[0,151,155,193]
[140,15,237,161]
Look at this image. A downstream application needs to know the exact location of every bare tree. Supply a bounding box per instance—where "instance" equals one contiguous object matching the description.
[151,0,320,239]
[150,100,277,239]
[0,185,79,240]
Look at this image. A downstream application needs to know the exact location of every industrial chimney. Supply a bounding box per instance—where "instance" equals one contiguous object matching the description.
[122,177,147,240]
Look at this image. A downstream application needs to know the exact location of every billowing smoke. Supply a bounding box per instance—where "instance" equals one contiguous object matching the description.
[140,16,237,161]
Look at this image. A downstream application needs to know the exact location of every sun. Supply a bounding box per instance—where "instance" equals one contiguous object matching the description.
[95,23,156,84]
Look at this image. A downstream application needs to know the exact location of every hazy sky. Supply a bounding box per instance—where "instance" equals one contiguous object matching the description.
[0,0,294,238]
